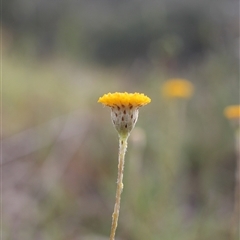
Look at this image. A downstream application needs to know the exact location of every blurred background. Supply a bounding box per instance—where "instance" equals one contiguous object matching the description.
[2,0,239,239]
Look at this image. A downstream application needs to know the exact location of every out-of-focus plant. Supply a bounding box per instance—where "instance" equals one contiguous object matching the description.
[224,105,240,123]
[98,92,151,240]
[161,78,194,99]
[224,105,240,240]
[157,78,195,233]
[161,78,194,132]
[160,79,194,174]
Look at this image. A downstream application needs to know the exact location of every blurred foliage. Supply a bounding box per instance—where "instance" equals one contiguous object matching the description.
[2,0,239,240]
[3,0,238,65]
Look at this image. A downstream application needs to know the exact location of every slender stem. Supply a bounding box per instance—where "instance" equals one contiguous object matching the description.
[231,129,240,240]
[109,136,128,240]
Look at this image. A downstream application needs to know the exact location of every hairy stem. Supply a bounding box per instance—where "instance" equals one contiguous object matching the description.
[109,136,128,240]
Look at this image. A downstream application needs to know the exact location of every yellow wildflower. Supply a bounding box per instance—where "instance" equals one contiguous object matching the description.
[162,78,194,99]
[98,92,151,138]
[224,105,240,119]
[98,92,151,239]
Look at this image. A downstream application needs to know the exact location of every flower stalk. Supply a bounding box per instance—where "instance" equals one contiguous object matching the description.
[231,128,240,240]
[223,105,240,240]
[110,135,128,240]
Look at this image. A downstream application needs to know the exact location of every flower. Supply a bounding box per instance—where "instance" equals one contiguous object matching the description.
[224,105,240,119]
[98,92,150,239]
[161,79,194,99]
[98,92,151,138]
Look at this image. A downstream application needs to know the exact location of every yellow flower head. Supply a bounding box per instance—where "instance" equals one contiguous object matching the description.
[224,105,240,119]
[98,92,151,138]
[98,92,151,108]
[162,78,194,99]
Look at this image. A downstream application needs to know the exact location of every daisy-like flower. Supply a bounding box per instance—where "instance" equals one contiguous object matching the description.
[98,92,151,138]
[161,78,194,99]
[98,92,150,240]
[224,105,240,120]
